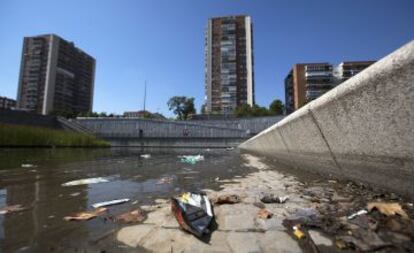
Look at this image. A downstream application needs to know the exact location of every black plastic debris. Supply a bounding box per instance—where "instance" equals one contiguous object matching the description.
[171,192,214,238]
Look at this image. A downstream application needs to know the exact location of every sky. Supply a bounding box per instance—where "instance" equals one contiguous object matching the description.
[1,0,413,116]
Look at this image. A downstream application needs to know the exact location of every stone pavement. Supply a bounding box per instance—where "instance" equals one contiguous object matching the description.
[116,154,331,252]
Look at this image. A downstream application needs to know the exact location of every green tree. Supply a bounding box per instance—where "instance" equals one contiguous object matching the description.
[77,111,100,117]
[234,104,253,117]
[251,105,270,117]
[269,99,284,115]
[235,104,273,117]
[99,112,108,117]
[51,108,76,118]
[167,96,196,120]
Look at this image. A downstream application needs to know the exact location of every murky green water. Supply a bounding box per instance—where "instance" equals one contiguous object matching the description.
[0,148,255,252]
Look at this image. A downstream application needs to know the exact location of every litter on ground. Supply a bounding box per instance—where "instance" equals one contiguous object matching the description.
[257,209,273,219]
[260,194,289,204]
[293,225,305,239]
[347,209,368,219]
[367,202,408,218]
[64,207,107,221]
[92,198,130,208]
[62,177,109,186]
[171,192,214,238]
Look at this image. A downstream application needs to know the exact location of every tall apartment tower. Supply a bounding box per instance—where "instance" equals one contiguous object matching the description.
[204,15,254,114]
[285,61,375,114]
[17,34,96,115]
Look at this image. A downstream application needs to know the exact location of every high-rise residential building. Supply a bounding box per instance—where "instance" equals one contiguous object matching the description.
[285,61,375,114]
[0,96,16,109]
[336,61,376,82]
[204,15,254,114]
[16,34,96,115]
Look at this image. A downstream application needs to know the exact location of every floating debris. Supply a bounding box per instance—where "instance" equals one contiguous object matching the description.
[257,209,273,219]
[140,154,151,159]
[70,192,81,197]
[21,164,36,168]
[64,207,107,221]
[156,177,174,185]
[367,202,408,219]
[92,198,130,208]
[0,204,27,215]
[348,209,368,220]
[179,155,204,165]
[116,208,146,224]
[62,177,109,186]
[260,194,289,204]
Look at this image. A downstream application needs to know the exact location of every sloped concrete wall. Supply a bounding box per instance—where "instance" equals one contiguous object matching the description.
[239,40,414,196]
[187,115,285,134]
[77,118,248,138]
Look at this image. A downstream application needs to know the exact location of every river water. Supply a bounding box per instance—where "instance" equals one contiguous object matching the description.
[0,148,256,252]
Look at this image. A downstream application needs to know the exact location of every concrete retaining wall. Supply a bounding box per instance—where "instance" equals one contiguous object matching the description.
[187,116,285,134]
[77,118,248,138]
[76,118,249,147]
[239,40,414,196]
[105,137,245,148]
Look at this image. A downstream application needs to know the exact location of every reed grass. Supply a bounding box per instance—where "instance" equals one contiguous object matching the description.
[0,123,109,147]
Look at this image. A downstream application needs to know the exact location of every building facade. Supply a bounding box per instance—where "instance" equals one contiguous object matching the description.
[285,61,375,114]
[17,34,96,115]
[336,61,376,82]
[0,96,17,109]
[204,15,254,114]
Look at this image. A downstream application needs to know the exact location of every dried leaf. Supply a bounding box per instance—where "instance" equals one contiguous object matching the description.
[367,202,408,219]
[64,207,107,221]
[257,208,273,219]
[214,194,241,205]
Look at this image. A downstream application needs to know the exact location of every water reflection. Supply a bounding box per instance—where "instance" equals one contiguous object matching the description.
[0,148,255,252]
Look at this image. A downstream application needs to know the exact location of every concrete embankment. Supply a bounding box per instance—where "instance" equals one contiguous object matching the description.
[76,117,251,147]
[239,40,414,196]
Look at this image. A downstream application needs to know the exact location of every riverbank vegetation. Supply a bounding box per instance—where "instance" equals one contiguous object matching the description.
[0,124,109,147]
[234,99,284,117]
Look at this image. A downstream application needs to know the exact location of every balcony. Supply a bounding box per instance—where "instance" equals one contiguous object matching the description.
[305,83,333,89]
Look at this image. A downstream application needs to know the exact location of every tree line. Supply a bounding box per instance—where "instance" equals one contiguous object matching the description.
[52,96,284,120]
[167,96,284,120]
